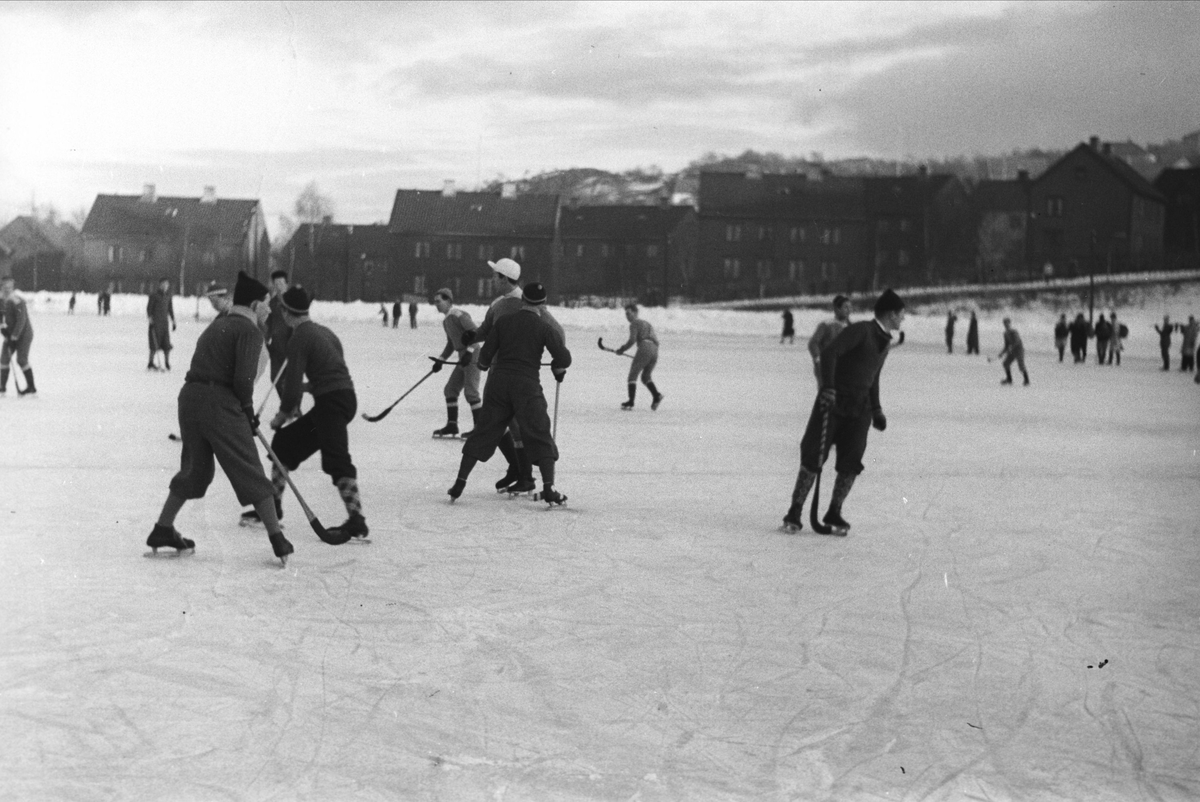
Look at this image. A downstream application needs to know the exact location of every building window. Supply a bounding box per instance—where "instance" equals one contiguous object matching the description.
[415,241,430,258]
[477,278,489,297]
[1046,197,1064,217]
[575,244,584,258]
[790,226,806,243]
[202,251,217,267]
[601,243,610,258]
[898,219,911,232]
[820,227,832,245]
[897,250,910,267]
[477,244,495,261]
[510,245,525,260]
[725,224,741,242]
[758,226,771,242]
[833,227,841,245]
[647,244,658,258]
[820,261,836,279]
[413,275,426,294]
[756,259,772,280]
[722,258,741,279]
[446,242,462,260]
[788,260,804,281]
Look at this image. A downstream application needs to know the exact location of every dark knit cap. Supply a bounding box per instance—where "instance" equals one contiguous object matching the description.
[280,286,312,314]
[232,271,269,307]
[522,282,547,305]
[874,288,905,316]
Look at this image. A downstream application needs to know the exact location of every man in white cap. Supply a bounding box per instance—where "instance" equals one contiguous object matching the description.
[461,257,564,494]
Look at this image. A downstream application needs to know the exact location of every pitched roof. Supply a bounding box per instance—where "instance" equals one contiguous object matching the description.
[698,171,865,220]
[862,174,956,215]
[285,222,394,254]
[82,194,260,243]
[559,205,694,240]
[387,189,559,238]
[1041,143,1165,202]
[0,216,82,259]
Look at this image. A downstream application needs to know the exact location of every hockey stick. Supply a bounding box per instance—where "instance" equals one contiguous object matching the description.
[809,402,835,535]
[597,337,634,358]
[552,380,560,440]
[253,428,351,545]
[361,367,435,422]
[255,358,289,419]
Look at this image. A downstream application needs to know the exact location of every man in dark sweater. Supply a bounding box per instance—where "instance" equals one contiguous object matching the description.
[265,270,292,388]
[448,283,572,504]
[782,288,905,535]
[148,271,293,565]
[243,286,367,541]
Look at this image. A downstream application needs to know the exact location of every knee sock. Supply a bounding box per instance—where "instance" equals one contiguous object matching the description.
[271,464,287,499]
[645,381,660,399]
[335,477,362,517]
[157,492,187,528]
[0,367,8,391]
[516,447,533,482]
[22,367,35,393]
[254,495,283,532]
[791,467,817,506]
[537,458,555,489]
[829,472,856,514]
[456,454,479,482]
[627,383,636,403]
[445,401,458,425]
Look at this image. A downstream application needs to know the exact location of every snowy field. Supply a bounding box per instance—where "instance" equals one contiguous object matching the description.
[2,294,1199,801]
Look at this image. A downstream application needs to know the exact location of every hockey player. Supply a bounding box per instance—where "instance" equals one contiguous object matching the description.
[780,309,795,344]
[147,271,293,565]
[204,281,232,316]
[1180,315,1197,373]
[265,270,291,388]
[614,303,664,410]
[999,317,1030,386]
[0,275,35,396]
[1054,314,1069,362]
[430,288,482,438]
[244,286,368,542]
[782,288,905,535]
[461,258,565,494]
[807,295,851,382]
[448,282,571,504]
[146,277,176,371]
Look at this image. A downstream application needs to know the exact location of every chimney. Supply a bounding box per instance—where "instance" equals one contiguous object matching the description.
[1017,169,1029,183]
[322,215,332,226]
[1089,136,1100,151]
[501,182,517,200]
[141,183,156,203]
[201,185,217,204]
[442,180,457,198]
[918,164,929,179]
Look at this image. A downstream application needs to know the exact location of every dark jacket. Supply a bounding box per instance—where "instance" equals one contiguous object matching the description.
[480,307,572,380]
[279,319,354,413]
[819,319,893,415]
[184,307,264,409]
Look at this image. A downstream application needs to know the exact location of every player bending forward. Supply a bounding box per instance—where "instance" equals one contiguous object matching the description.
[448,283,571,505]
[430,288,482,438]
[147,272,293,565]
[241,287,369,542]
[615,303,663,410]
[783,289,905,536]
[998,318,1030,386]
[0,276,36,396]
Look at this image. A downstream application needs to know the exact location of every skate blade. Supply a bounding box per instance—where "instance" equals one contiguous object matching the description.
[432,433,461,440]
[347,537,372,544]
[144,548,194,558]
[780,524,802,534]
[531,492,568,507]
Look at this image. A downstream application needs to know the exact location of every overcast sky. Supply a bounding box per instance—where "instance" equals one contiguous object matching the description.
[1,0,1198,237]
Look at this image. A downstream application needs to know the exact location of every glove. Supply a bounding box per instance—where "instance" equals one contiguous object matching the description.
[616,347,627,355]
[458,351,473,367]
[872,411,887,431]
[172,323,177,332]
[270,411,291,431]
[0,326,8,338]
[430,360,443,373]
[819,388,836,407]
[460,329,477,346]
[553,368,566,383]
[242,405,261,434]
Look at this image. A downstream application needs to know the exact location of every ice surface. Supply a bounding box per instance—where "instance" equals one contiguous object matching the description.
[1,297,1198,801]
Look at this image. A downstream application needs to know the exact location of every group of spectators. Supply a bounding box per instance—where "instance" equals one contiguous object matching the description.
[1052,311,1198,380]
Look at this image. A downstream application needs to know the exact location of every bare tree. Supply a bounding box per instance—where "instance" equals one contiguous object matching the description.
[294,181,334,224]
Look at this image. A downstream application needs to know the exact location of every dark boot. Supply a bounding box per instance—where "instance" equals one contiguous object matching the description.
[508,448,536,494]
[823,472,856,532]
[621,382,636,410]
[146,523,195,553]
[268,531,294,566]
[495,433,520,491]
[19,367,35,395]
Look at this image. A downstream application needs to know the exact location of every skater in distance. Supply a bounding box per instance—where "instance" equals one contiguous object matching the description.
[448,282,571,505]
[998,317,1030,386]
[0,275,36,396]
[431,287,482,438]
[146,277,176,371]
[807,295,851,383]
[783,288,905,536]
[147,271,293,565]
[242,286,369,543]
[614,303,664,411]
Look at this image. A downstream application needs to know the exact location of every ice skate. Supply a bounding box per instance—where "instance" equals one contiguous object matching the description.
[494,464,520,493]
[822,509,851,534]
[651,393,664,411]
[1000,377,1013,385]
[781,504,803,534]
[506,478,537,497]
[432,422,459,439]
[620,400,634,411]
[534,486,567,506]
[448,477,467,502]
[327,512,370,543]
[17,387,36,397]
[145,523,195,555]
[268,531,294,566]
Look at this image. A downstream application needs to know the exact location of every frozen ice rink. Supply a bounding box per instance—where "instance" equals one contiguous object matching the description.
[2,296,1198,801]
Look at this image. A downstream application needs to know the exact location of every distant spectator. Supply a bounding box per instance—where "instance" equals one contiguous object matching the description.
[1181,315,1198,373]
[1042,262,1054,283]
[966,311,979,355]
[1068,313,1092,363]
[379,303,389,328]
[944,310,957,354]
[1054,314,1069,362]
[780,308,795,345]
[1094,313,1112,365]
[1155,315,1175,371]
[408,300,418,329]
[391,300,401,329]
[1108,312,1125,366]
[68,293,76,315]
